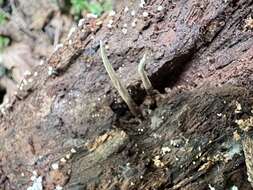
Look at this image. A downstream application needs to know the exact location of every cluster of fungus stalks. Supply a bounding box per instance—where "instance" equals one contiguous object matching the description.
[100,40,155,118]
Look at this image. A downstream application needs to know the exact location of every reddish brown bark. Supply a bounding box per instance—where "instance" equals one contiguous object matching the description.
[0,0,253,189]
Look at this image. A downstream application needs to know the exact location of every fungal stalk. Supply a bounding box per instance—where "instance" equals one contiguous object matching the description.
[100,41,141,117]
[138,53,153,94]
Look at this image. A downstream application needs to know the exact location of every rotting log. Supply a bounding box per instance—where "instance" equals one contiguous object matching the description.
[0,0,253,189]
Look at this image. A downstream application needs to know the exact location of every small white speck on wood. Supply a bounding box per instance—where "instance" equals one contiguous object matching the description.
[51,162,59,170]
[71,148,77,153]
[122,28,128,34]
[143,12,149,17]
[157,5,163,11]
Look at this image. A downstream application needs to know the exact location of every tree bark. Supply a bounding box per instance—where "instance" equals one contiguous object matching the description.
[0,0,253,189]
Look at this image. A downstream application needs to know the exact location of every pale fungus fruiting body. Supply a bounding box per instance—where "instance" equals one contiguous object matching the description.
[100,41,142,117]
[138,53,153,94]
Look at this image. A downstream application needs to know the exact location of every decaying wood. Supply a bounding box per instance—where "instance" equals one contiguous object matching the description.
[0,0,253,189]
[243,135,253,188]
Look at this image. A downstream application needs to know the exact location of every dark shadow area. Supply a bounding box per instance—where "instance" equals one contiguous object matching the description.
[0,87,6,104]
[150,49,195,93]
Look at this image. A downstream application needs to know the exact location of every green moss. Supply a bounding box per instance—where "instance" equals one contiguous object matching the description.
[70,0,112,17]
[0,12,7,25]
[0,36,9,51]
[70,0,88,15]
